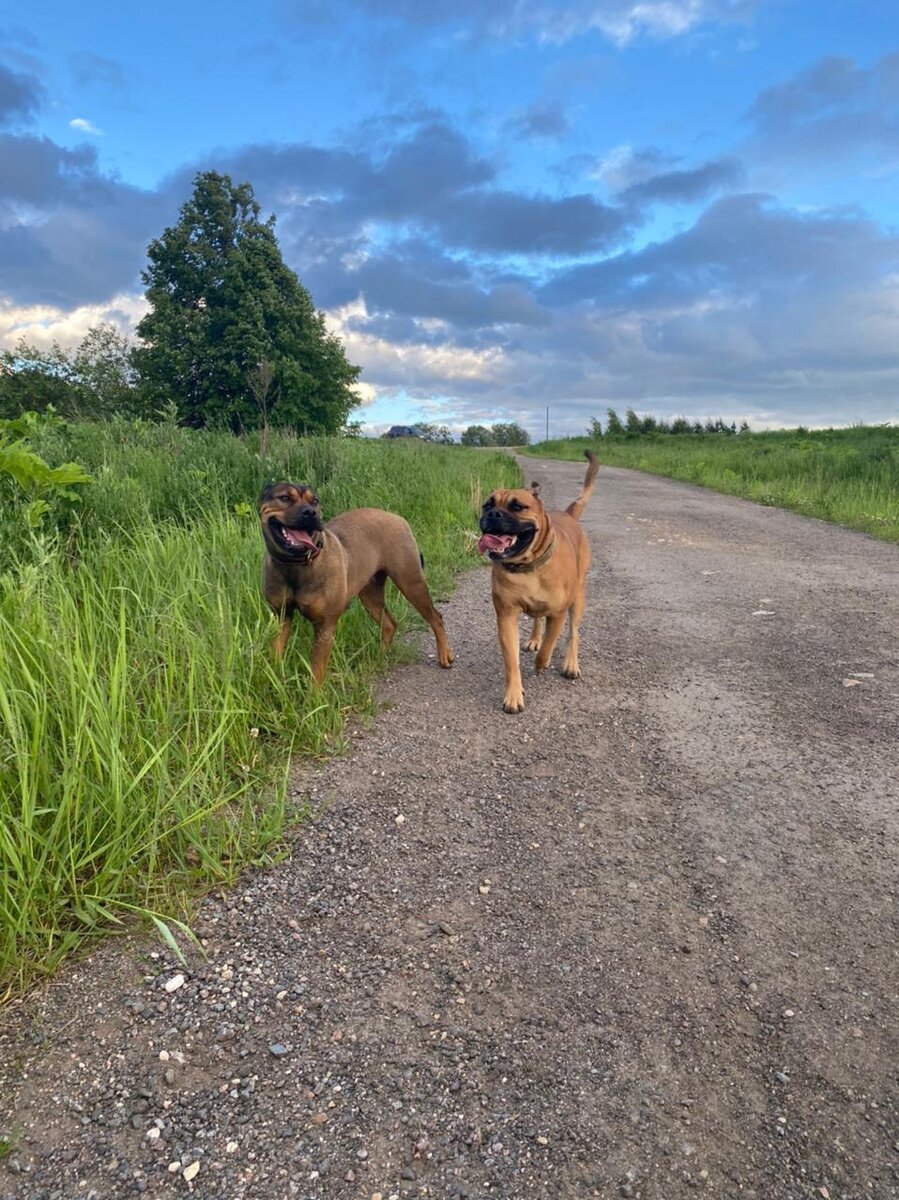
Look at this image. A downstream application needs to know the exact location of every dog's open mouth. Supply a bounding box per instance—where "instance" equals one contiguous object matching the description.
[477,529,535,560]
[268,518,322,557]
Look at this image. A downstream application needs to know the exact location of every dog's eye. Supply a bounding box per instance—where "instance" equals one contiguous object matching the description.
[278,494,292,503]
[509,501,526,512]
[482,499,494,510]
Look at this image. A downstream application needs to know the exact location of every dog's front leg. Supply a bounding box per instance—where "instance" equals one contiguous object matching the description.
[310,619,338,685]
[272,613,293,660]
[495,604,525,713]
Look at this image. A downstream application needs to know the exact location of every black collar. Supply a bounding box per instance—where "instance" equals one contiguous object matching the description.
[498,537,555,574]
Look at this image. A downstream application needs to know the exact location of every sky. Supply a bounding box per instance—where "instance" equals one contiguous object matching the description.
[1,1,898,438]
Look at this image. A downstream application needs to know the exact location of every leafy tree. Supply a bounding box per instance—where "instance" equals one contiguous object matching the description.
[671,416,692,434]
[71,323,141,418]
[461,424,495,447]
[490,422,530,446]
[625,408,642,435]
[606,408,624,437]
[415,422,454,444]
[133,171,359,434]
[0,339,81,418]
[0,327,141,420]
[587,417,603,438]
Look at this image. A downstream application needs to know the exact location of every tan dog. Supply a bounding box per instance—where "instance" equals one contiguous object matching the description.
[477,451,599,713]
[260,482,454,683]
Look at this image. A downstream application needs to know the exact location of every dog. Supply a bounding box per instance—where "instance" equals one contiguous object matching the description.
[477,450,599,713]
[260,482,454,684]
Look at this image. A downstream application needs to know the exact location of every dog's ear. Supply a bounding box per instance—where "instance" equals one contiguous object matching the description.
[529,481,541,500]
[259,481,277,504]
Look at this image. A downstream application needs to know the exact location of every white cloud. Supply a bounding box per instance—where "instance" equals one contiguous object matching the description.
[69,117,103,136]
[0,293,147,350]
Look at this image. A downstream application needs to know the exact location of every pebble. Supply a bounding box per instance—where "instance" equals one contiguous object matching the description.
[183,1160,200,1181]
[164,974,185,993]
[269,1043,288,1056]
[357,1147,369,1160]
[226,1141,238,1154]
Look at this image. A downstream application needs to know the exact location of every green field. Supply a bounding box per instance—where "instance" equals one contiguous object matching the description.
[0,418,518,990]
[524,424,899,542]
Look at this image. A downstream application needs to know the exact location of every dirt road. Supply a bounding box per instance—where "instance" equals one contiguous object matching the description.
[2,457,897,1200]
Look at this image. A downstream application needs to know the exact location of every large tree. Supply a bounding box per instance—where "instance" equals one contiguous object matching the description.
[133,171,360,433]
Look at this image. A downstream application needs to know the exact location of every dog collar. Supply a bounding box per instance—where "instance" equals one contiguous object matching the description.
[498,537,555,573]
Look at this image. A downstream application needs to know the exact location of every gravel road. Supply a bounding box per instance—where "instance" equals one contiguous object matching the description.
[2,457,897,1200]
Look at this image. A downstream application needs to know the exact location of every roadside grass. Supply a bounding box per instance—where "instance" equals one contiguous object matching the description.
[0,426,518,991]
[524,425,899,542]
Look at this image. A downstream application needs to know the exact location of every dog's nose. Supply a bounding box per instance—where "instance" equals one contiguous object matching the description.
[301,506,317,520]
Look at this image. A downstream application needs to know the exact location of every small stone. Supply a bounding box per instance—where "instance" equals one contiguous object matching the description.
[168,1161,181,1174]
[395,814,406,826]
[775,1072,790,1084]
[183,1161,200,1182]
[269,1043,288,1057]
[145,1128,161,1141]
[438,922,456,937]
[164,974,185,993]
[345,1169,356,1183]
[478,885,490,896]
[357,1147,369,1160]
[226,1141,238,1154]
[536,1135,549,1146]
[159,1050,170,1062]
[783,1009,795,1019]
[164,1068,176,1085]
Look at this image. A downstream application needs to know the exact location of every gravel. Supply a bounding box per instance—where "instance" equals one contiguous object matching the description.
[1,457,897,1199]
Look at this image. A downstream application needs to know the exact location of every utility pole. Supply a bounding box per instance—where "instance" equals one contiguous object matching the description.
[545,405,549,442]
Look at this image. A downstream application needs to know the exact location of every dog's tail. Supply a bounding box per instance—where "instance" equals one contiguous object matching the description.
[565,450,599,520]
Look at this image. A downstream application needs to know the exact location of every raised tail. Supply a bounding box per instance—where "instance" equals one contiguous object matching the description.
[565,449,600,520]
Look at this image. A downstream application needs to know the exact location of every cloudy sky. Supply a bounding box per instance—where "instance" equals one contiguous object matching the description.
[1,1,898,437]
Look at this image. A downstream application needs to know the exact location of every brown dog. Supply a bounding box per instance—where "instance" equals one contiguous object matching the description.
[260,482,454,683]
[477,450,599,713]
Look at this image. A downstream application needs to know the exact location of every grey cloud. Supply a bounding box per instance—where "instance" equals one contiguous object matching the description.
[619,157,743,205]
[541,194,899,308]
[0,134,101,204]
[749,56,867,129]
[439,189,632,255]
[745,53,899,165]
[506,102,570,140]
[0,63,44,125]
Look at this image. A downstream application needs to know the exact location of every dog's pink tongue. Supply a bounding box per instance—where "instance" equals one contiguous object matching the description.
[477,533,515,555]
[283,528,319,550]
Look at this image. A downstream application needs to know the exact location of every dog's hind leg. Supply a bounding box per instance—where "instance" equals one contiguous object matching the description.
[359,571,397,650]
[561,587,586,679]
[391,567,455,669]
[525,616,545,653]
[534,610,566,674]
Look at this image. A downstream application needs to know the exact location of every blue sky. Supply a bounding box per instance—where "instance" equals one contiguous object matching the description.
[1,1,898,436]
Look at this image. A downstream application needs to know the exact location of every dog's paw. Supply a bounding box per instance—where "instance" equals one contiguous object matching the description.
[561,667,581,680]
[524,639,541,653]
[502,694,525,714]
[439,650,455,668]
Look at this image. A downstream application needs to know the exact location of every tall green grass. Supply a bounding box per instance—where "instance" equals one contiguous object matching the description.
[525,425,899,542]
[0,424,518,989]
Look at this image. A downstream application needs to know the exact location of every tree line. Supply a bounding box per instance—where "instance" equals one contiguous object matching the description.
[591,409,749,438]
[0,173,359,437]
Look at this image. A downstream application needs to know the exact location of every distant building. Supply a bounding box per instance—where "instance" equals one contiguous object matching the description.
[385,425,421,439]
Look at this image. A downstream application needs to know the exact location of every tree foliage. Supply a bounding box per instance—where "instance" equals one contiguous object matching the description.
[414,422,454,444]
[461,424,495,447]
[593,408,743,439]
[133,171,360,434]
[0,325,140,420]
[460,421,530,446]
